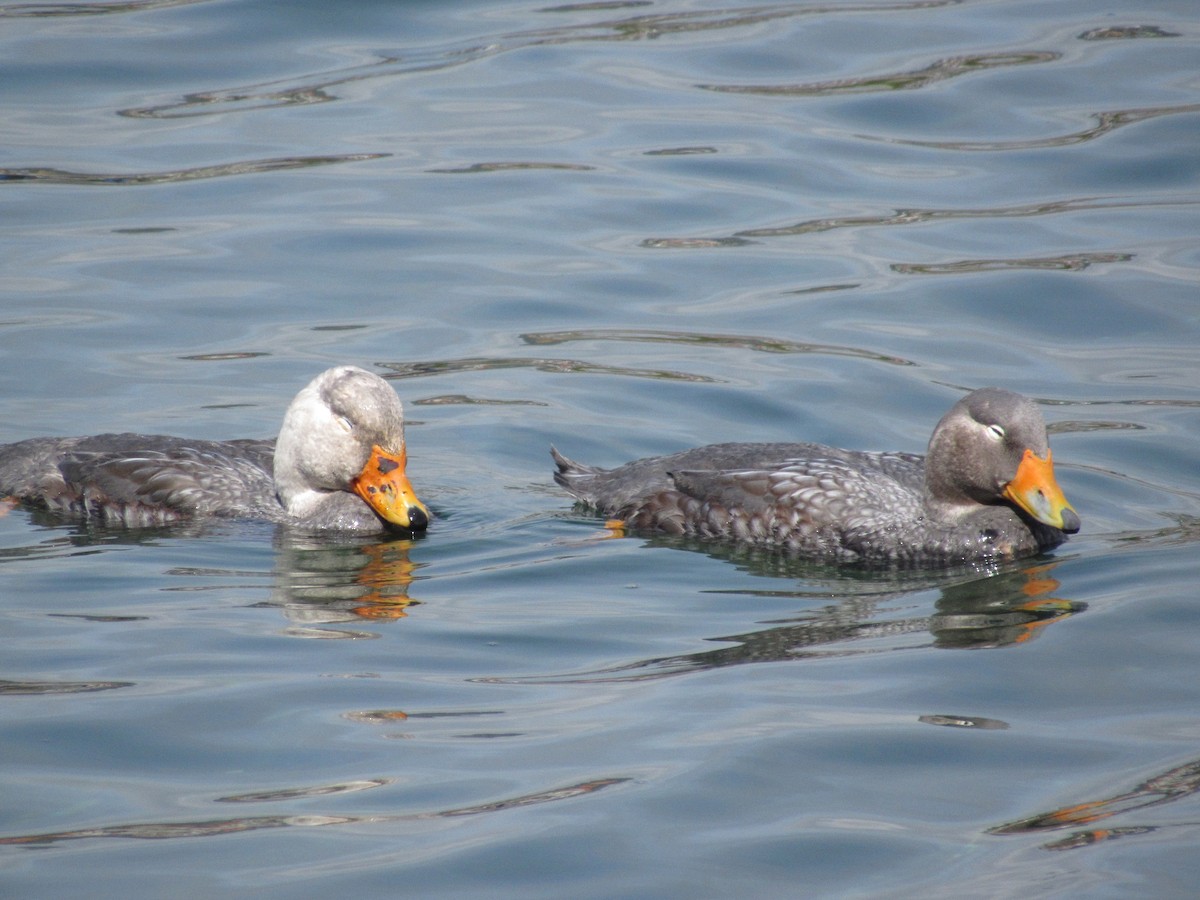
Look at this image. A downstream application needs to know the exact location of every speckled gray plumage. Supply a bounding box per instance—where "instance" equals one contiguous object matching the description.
[0,434,279,527]
[552,388,1076,567]
[0,366,422,533]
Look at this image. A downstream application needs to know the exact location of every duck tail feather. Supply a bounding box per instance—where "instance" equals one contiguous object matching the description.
[550,445,606,497]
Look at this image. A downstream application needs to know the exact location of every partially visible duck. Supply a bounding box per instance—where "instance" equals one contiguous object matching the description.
[0,366,429,533]
[552,388,1079,566]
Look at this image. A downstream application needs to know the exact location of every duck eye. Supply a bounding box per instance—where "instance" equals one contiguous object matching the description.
[337,415,355,433]
[986,423,1005,441]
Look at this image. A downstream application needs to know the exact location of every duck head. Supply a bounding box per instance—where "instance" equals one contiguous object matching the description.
[925,388,1079,534]
[273,366,429,530]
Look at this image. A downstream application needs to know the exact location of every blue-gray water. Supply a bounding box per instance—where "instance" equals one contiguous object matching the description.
[2,0,1199,896]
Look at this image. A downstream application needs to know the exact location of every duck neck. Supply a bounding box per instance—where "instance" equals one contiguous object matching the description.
[921,429,973,524]
[271,393,333,519]
[273,441,319,518]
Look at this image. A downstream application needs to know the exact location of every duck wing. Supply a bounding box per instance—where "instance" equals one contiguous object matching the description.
[22,435,279,525]
[669,451,924,532]
[552,442,843,512]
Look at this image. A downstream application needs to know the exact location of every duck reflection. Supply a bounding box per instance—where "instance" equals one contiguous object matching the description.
[504,555,1082,683]
[4,513,426,635]
[988,755,1200,851]
[929,562,1080,650]
[265,532,423,634]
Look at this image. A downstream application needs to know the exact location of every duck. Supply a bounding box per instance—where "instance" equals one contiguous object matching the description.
[0,366,429,533]
[552,387,1080,566]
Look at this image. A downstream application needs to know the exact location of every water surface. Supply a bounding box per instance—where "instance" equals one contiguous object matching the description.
[2,0,1199,896]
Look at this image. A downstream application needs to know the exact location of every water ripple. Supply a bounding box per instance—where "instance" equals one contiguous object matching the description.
[1078,24,1181,41]
[117,0,959,119]
[0,777,629,845]
[865,103,1200,151]
[0,0,207,18]
[119,41,506,119]
[521,328,916,365]
[699,50,1059,96]
[413,394,549,407]
[0,678,133,694]
[378,357,719,383]
[427,161,595,174]
[216,779,392,803]
[0,154,387,186]
[645,195,1200,246]
[891,251,1134,275]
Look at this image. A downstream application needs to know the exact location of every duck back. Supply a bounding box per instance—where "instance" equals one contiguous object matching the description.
[0,434,279,527]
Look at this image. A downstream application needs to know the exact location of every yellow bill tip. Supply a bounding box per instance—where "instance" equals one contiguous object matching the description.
[352,444,430,530]
[1002,448,1079,534]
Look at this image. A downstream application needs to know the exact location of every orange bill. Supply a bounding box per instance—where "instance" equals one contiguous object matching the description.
[352,444,430,530]
[1002,448,1080,533]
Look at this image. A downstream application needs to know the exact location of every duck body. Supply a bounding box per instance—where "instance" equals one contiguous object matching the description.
[552,388,1079,567]
[0,366,429,534]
